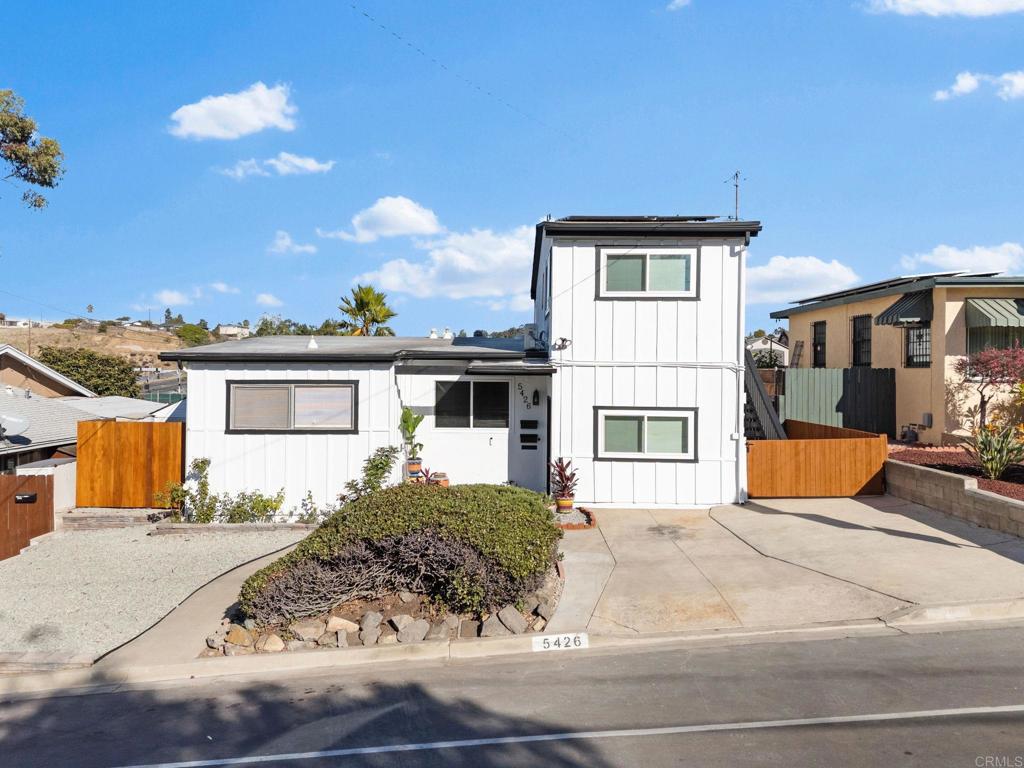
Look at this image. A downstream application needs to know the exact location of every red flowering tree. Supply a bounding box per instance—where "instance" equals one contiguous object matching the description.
[954,341,1024,428]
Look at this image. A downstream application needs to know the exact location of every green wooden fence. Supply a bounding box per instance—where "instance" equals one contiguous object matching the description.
[779,368,896,438]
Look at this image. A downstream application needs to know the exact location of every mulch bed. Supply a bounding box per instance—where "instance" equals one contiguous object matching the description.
[889,448,1024,501]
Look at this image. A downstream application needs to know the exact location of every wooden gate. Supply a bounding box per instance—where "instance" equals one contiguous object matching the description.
[76,421,184,508]
[0,475,54,561]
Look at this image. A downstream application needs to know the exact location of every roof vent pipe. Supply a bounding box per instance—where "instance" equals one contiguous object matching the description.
[442,327,453,340]
[306,336,319,350]
[428,329,438,339]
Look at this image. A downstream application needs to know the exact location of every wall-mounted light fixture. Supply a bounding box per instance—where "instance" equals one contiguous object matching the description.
[532,389,540,406]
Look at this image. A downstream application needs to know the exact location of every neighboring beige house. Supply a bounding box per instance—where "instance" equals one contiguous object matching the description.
[771,271,1024,445]
[0,344,95,398]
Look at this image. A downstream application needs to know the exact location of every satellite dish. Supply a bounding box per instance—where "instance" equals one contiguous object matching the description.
[0,413,29,439]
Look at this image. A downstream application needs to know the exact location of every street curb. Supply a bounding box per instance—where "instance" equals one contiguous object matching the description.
[0,619,894,699]
[882,598,1024,627]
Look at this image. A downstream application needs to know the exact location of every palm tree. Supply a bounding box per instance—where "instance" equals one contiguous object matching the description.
[339,284,397,336]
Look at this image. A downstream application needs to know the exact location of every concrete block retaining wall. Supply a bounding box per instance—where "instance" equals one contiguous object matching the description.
[886,459,1024,538]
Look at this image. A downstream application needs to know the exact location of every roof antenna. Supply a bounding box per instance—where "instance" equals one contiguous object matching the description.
[724,170,745,220]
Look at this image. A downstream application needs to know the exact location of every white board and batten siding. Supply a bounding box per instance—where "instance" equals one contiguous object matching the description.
[184,362,400,510]
[540,237,746,507]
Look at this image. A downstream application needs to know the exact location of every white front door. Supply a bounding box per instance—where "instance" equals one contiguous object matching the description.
[509,377,549,492]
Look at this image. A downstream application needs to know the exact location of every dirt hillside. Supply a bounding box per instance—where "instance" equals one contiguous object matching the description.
[0,325,185,370]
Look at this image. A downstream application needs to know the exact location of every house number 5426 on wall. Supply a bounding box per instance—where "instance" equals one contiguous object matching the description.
[532,632,589,652]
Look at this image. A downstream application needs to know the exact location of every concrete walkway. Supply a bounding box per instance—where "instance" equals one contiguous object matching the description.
[550,495,1024,636]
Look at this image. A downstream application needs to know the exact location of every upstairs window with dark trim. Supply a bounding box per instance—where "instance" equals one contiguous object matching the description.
[435,381,510,429]
[812,321,827,368]
[598,247,698,299]
[227,381,358,433]
[851,315,872,367]
[905,325,931,368]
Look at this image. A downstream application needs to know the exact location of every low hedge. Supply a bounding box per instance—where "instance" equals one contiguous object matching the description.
[239,483,561,626]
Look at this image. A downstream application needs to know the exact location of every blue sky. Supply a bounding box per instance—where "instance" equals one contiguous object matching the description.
[2,0,1022,335]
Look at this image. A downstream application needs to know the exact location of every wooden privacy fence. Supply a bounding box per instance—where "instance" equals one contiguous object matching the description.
[76,421,184,508]
[1,475,54,561]
[779,367,896,438]
[747,419,888,498]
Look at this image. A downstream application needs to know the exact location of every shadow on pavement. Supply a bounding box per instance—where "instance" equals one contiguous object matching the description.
[0,669,615,768]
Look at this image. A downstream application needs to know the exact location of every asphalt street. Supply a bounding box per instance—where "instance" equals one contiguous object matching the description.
[2,625,1024,767]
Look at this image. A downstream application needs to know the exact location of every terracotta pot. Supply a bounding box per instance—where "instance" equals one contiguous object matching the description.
[406,458,422,476]
[555,497,574,511]
[429,473,449,488]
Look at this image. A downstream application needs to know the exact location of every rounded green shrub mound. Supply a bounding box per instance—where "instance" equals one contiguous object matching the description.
[240,483,561,626]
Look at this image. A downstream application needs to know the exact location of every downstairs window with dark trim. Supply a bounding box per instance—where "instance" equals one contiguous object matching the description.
[904,325,931,368]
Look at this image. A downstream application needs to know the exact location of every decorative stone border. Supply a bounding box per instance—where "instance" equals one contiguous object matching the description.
[886,459,1024,538]
[556,507,597,531]
[152,523,317,536]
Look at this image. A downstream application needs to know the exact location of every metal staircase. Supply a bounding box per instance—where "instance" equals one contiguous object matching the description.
[744,348,786,441]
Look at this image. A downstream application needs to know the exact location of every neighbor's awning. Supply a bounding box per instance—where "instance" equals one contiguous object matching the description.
[875,290,932,326]
[965,298,1024,328]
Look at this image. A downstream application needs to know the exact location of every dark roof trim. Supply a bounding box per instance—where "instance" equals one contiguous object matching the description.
[771,274,1024,319]
[159,348,528,364]
[530,218,762,298]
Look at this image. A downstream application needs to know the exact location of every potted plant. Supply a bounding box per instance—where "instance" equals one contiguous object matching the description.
[400,407,424,478]
[550,458,578,512]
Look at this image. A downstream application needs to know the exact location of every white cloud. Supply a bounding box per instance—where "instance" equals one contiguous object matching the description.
[220,152,334,180]
[264,152,335,175]
[267,230,317,255]
[934,70,1024,100]
[666,0,692,9]
[256,292,283,307]
[220,159,271,179]
[154,289,192,307]
[747,255,860,305]
[868,0,1024,15]
[355,225,535,310]
[899,242,1024,273]
[210,282,240,294]
[934,71,981,101]
[317,196,443,243]
[169,82,297,140]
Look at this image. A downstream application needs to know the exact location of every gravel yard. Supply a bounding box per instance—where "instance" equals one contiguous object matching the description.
[0,527,306,659]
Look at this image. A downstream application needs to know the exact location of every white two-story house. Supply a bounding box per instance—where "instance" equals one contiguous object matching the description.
[161,214,761,510]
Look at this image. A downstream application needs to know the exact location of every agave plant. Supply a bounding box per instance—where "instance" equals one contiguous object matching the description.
[961,421,1024,481]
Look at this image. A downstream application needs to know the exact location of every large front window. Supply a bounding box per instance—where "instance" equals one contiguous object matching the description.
[599,248,697,298]
[968,327,1024,355]
[596,407,696,461]
[435,381,510,428]
[227,381,357,433]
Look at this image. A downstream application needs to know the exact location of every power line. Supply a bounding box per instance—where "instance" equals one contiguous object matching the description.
[347,3,572,141]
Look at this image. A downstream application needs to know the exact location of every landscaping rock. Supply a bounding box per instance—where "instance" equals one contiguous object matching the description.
[360,627,381,646]
[533,616,547,632]
[497,605,528,635]
[443,614,460,631]
[398,591,416,603]
[326,616,359,634]
[425,623,448,641]
[523,596,540,615]
[397,619,430,643]
[536,599,556,621]
[256,633,285,653]
[224,643,255,656]
[346,631,360,647]
[286,639,317,652]
[480,615,512,637]
[379,632,398,645]
[360,611,384,632]
[317,631,338,648]
[459,619,481,639]
[199,647,223,658]
[225,624,253,647]
[206,634,225,649]
[337,631,349,648]
[390,614,415,631]
[290,618,327,642]
[243,618,257,631]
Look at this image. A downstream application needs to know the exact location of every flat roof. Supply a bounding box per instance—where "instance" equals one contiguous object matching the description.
[159,335,533,363]
[531,215,762,298]
[770,273,1024,319]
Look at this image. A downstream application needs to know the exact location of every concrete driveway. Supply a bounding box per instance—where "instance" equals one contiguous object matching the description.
[549,495,1024,636]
